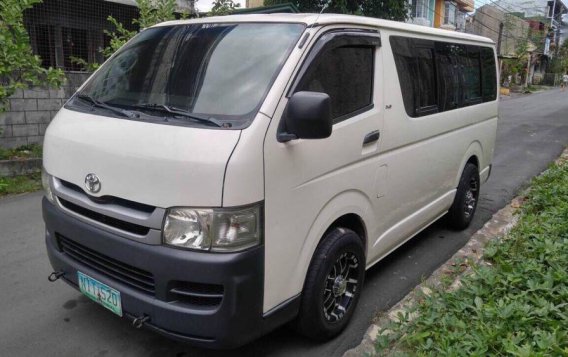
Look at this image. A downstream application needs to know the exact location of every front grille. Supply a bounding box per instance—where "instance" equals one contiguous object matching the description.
[168,281,224,307]
[60,179,155,213]
[58,235,156,294]
[58,197,150,236]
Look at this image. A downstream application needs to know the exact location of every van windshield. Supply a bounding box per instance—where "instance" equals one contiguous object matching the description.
[68,23,305,129]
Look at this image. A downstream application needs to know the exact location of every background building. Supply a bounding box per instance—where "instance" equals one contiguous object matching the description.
[246,0,264,7]
[24,0,194,71]
[408,0,473,31]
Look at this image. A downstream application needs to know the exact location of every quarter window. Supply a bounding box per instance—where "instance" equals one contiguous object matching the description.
[463,46,482,103]
[481,47,497,102]
[296,46,374,123]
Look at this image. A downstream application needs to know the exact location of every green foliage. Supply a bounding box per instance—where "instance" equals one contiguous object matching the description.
[0,144,42,160]
[263,0,409,21]
[210,0,241,16]
[69,56,100,72]
[0,172,42,197]
[0,0,65,112]
[550,40,568,74]
[376,157,568,356]
[102,0,178,59]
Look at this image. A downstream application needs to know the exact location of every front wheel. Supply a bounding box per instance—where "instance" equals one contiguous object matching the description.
[447,163,480,230]
[294,228,365,341]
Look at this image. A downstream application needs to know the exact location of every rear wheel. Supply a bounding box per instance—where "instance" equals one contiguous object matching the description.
[447,163,480,230]
[295,228,365,341]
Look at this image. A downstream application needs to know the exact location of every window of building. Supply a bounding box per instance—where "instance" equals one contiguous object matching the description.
[62,27,89,71]
[412,0,429,19]
[444,1,457,25]
[34,25,56,68]
[390,36,497,117]
[296,46,374,123]
[456,11,466,32]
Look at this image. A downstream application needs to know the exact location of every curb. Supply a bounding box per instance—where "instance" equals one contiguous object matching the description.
[343,200,520,357]
[344,148,568,357]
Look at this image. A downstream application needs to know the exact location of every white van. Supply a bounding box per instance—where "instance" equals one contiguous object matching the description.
[43,14,498,348]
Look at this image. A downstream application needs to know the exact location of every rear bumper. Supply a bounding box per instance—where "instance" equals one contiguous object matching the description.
[43,198,293,349]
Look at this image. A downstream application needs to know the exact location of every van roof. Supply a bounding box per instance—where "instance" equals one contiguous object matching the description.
[154,13,494,45]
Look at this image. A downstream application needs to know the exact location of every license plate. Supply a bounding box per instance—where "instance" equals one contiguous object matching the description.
[78,271,122,317]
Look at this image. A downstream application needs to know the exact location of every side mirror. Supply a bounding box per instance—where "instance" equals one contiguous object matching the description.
[277,91,332,142]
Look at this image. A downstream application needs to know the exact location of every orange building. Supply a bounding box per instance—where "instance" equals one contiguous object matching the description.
[433,0,474,31]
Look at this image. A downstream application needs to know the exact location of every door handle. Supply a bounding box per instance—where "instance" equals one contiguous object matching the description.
[363,130,380,145]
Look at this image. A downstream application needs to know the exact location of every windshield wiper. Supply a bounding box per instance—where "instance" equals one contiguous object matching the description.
[132,103,223,128]
[75,94,138,119]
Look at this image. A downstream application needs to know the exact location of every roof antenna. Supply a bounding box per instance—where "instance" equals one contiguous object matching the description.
[312,0,332,26]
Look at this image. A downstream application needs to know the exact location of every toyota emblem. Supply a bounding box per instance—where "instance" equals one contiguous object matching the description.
[85,173,101,194]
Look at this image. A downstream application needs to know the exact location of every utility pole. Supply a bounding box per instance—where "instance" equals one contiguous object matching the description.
[525,52,531,88]
[497,22,504,56]
[550,0,557,27]
[550,0,558,56]
[497,22,504,84]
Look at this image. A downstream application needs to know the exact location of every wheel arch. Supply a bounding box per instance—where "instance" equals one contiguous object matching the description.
[454,141,483,188]
[292,190,373,299]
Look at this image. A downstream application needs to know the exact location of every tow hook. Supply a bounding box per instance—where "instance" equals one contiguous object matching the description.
[132,314,150,329]
[48,271,65,282]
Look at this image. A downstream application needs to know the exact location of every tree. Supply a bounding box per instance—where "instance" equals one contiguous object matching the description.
[263,0,409,21]
[210,0,241,16]
[102,0,179,59]
[550,39,568,74]
[0,0,65,112]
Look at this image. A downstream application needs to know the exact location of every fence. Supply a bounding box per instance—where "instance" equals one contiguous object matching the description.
[0,0,197,149]
[23,0,193,71]
[538,73,563,87]
[0,72,91,148]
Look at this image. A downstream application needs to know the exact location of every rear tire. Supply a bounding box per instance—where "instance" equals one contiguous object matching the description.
[295,228,365,341]
[447,163,480,230]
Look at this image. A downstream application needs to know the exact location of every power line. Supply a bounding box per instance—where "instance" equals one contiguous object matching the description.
[414,0,523,41]
[469,7,530,40]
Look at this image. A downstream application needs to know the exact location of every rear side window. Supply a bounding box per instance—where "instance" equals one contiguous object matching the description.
[390,36,497,117]
[296,46,374,123]
[463,46,482,103]
[481,47,497,102]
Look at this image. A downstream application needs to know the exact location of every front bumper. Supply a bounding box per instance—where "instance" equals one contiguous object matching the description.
[43,198,267,349]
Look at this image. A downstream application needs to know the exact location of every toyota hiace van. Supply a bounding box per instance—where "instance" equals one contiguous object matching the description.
[43,13,498,348]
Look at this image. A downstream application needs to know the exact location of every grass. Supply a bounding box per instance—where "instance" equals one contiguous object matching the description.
[376,157,568,356]
[0,173,42,197]
[0,144,42,160]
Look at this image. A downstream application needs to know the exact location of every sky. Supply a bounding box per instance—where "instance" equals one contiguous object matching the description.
[196,0,246,12]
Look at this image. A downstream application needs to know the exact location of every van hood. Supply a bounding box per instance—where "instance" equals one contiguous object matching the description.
[43,108,240,208]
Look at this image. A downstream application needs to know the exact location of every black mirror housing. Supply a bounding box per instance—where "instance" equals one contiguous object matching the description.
[278,91,332,142]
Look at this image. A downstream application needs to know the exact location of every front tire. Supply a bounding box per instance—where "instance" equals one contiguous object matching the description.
[295,228,365,341]
[447,163,480,230]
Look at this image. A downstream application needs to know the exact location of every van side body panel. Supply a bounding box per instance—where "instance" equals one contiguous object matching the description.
[263,26,384,312]
[262,27,497,312]
[365,30,498,264]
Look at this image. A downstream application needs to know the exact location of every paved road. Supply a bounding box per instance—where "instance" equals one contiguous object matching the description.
[1,90,567,357]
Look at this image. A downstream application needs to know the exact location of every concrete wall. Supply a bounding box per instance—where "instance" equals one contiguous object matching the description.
[466,5,530,57]
[0,72,90,149]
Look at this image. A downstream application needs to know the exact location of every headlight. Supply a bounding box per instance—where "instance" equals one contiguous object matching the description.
[163,203,262,252]
[42,168,55,203]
